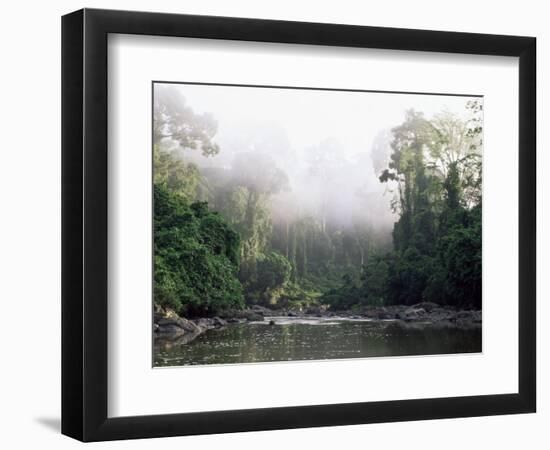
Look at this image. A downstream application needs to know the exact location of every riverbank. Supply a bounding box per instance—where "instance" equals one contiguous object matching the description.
[154,302,482,345]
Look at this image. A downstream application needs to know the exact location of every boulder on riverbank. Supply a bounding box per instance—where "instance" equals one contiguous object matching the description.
[156,316,201,334]
[411,302,439,312]
[326,304,481,328]
[389,305,481,328]
[154,306,232,343]
[153,303,482,345]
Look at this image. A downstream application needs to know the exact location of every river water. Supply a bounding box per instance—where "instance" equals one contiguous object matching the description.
[154,316,481,367]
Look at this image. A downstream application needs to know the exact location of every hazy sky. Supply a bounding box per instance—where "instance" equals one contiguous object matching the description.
[162,82,476,157]
[155,83,479,233]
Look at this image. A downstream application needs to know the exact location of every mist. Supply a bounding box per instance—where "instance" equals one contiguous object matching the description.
[157,83,475,244]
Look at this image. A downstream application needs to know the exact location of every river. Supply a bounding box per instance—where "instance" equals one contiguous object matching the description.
[154,316,481,367]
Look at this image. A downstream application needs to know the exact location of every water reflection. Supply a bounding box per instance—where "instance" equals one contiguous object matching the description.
[154,317,481,367]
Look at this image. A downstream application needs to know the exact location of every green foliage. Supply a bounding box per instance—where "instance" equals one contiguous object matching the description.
[384,106,482,308]
[385,247,432,306]
[154,184,244,316]
[152,87,482,315]
[361,258,390,306]
[322,272,363,311]
[154,85,220,156]
[242,251,293,305]
[425,205,482,308]
[201,153,290,281]
[153,144,203,202]
[256,251,292,291]
[323,104,482,310]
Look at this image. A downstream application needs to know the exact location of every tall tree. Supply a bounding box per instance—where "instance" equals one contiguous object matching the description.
[153,86,222,202]
[153,85,220,155]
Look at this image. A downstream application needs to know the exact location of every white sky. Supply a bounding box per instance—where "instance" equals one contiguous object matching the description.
[163,82,478,157]
[155,83,481,231]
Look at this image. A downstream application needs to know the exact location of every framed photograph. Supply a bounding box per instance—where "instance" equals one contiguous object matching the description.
[62,8,536,441]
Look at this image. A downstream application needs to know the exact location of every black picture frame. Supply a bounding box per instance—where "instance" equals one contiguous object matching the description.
[61,8,536,442]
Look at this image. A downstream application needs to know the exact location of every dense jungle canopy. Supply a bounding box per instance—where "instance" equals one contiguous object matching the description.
[153,85,482,317]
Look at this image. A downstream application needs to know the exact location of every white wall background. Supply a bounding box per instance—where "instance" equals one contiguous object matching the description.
[0,0,545,448]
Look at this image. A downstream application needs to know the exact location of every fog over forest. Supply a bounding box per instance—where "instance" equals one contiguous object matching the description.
[161,83,474,241]
[153,82,482,315]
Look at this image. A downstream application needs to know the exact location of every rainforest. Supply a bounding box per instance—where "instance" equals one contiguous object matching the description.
[152,84,482,366]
